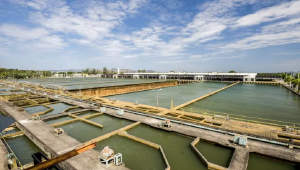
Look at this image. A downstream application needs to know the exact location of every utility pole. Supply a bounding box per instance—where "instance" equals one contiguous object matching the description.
[153,89,162,106]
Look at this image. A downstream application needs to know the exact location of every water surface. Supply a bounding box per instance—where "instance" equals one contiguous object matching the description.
[60,114,133,142]
[128,124,206,170]
[195,140,234,167]
[44,116,73,125]
[105,82,229,108]
[24,105,49,114]
[247,153,299,170]
[184,84,300,125]
[4,135,43,165]
[76,110,98,117]
[95,135,166,170]
[40,103,73,117]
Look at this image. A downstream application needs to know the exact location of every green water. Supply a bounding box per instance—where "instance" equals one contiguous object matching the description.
[128,124,206,170]
[24,105,49,114]
[105,82,229,108]
[184,84,300,125]
[4,135,43,165]
[40,103,73,118]
[44,116,73,125]
[247,153,300,170]
[76,110,98,117]
[60,114,133,142]
[95,135,166,170]
[195,140,234,167]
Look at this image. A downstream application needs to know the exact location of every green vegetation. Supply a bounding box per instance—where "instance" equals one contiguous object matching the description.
[82,68,101,74]
[281,73,300,87]
[0,68,51,79]
[102,67,108,74]
[138,69,146,73]
[257,73,282,77]
[229,70,236,73]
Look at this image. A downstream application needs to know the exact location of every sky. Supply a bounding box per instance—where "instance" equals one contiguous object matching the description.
[0,0,300,72]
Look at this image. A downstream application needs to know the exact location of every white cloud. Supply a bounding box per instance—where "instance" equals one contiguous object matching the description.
[221,27,300,50]
[2,0,300,70]
[6,0,65,10]
[33,35,67,49]
[261,17,300,33]
[0,24,49,41]
[0,24,66,49]
[234,0,300,27]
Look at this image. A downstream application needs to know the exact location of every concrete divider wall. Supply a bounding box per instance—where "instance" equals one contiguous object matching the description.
[227,148,249,170]
[191,137,228,170]
[63,106,79,113]
[81,112,103,119]
[68,80,178,97]
[32,104,54,116]
[0,131,24,139]
[117,131,160,149]
[92,122,140,143]
[117,131,171,170]
[68,114,103,128]
[51,119,78,127]
[173,82,239,110]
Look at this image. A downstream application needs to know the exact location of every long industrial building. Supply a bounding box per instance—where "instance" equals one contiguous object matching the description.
[103,72,262,82]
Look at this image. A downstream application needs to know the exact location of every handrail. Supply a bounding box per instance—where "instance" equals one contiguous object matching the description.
[0,133,23,167]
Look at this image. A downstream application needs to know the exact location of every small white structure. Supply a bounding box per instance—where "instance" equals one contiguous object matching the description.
[233,134,247,146]
[54,128,64,136]
[159,120,172,128]
[100,107,106,112]
[283,126,296,132]
[99,147,123,167]
[117,109,124,116]
[213,115,230,121]
[32,115,40,121]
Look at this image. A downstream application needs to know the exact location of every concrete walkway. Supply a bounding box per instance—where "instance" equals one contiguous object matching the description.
[0,101,129,170]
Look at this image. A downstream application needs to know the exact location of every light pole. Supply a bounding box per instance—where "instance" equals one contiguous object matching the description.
[152,89,162,106]
[79,84,82,102]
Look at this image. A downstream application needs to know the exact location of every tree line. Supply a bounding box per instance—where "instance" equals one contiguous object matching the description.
[281,72,300,86]
[0,68,51,79]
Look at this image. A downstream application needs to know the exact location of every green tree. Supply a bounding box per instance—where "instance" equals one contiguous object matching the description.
[103,67,108,74]
[229,70,236,73]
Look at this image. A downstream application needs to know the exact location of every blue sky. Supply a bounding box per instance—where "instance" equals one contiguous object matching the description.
[0,0,300,72]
